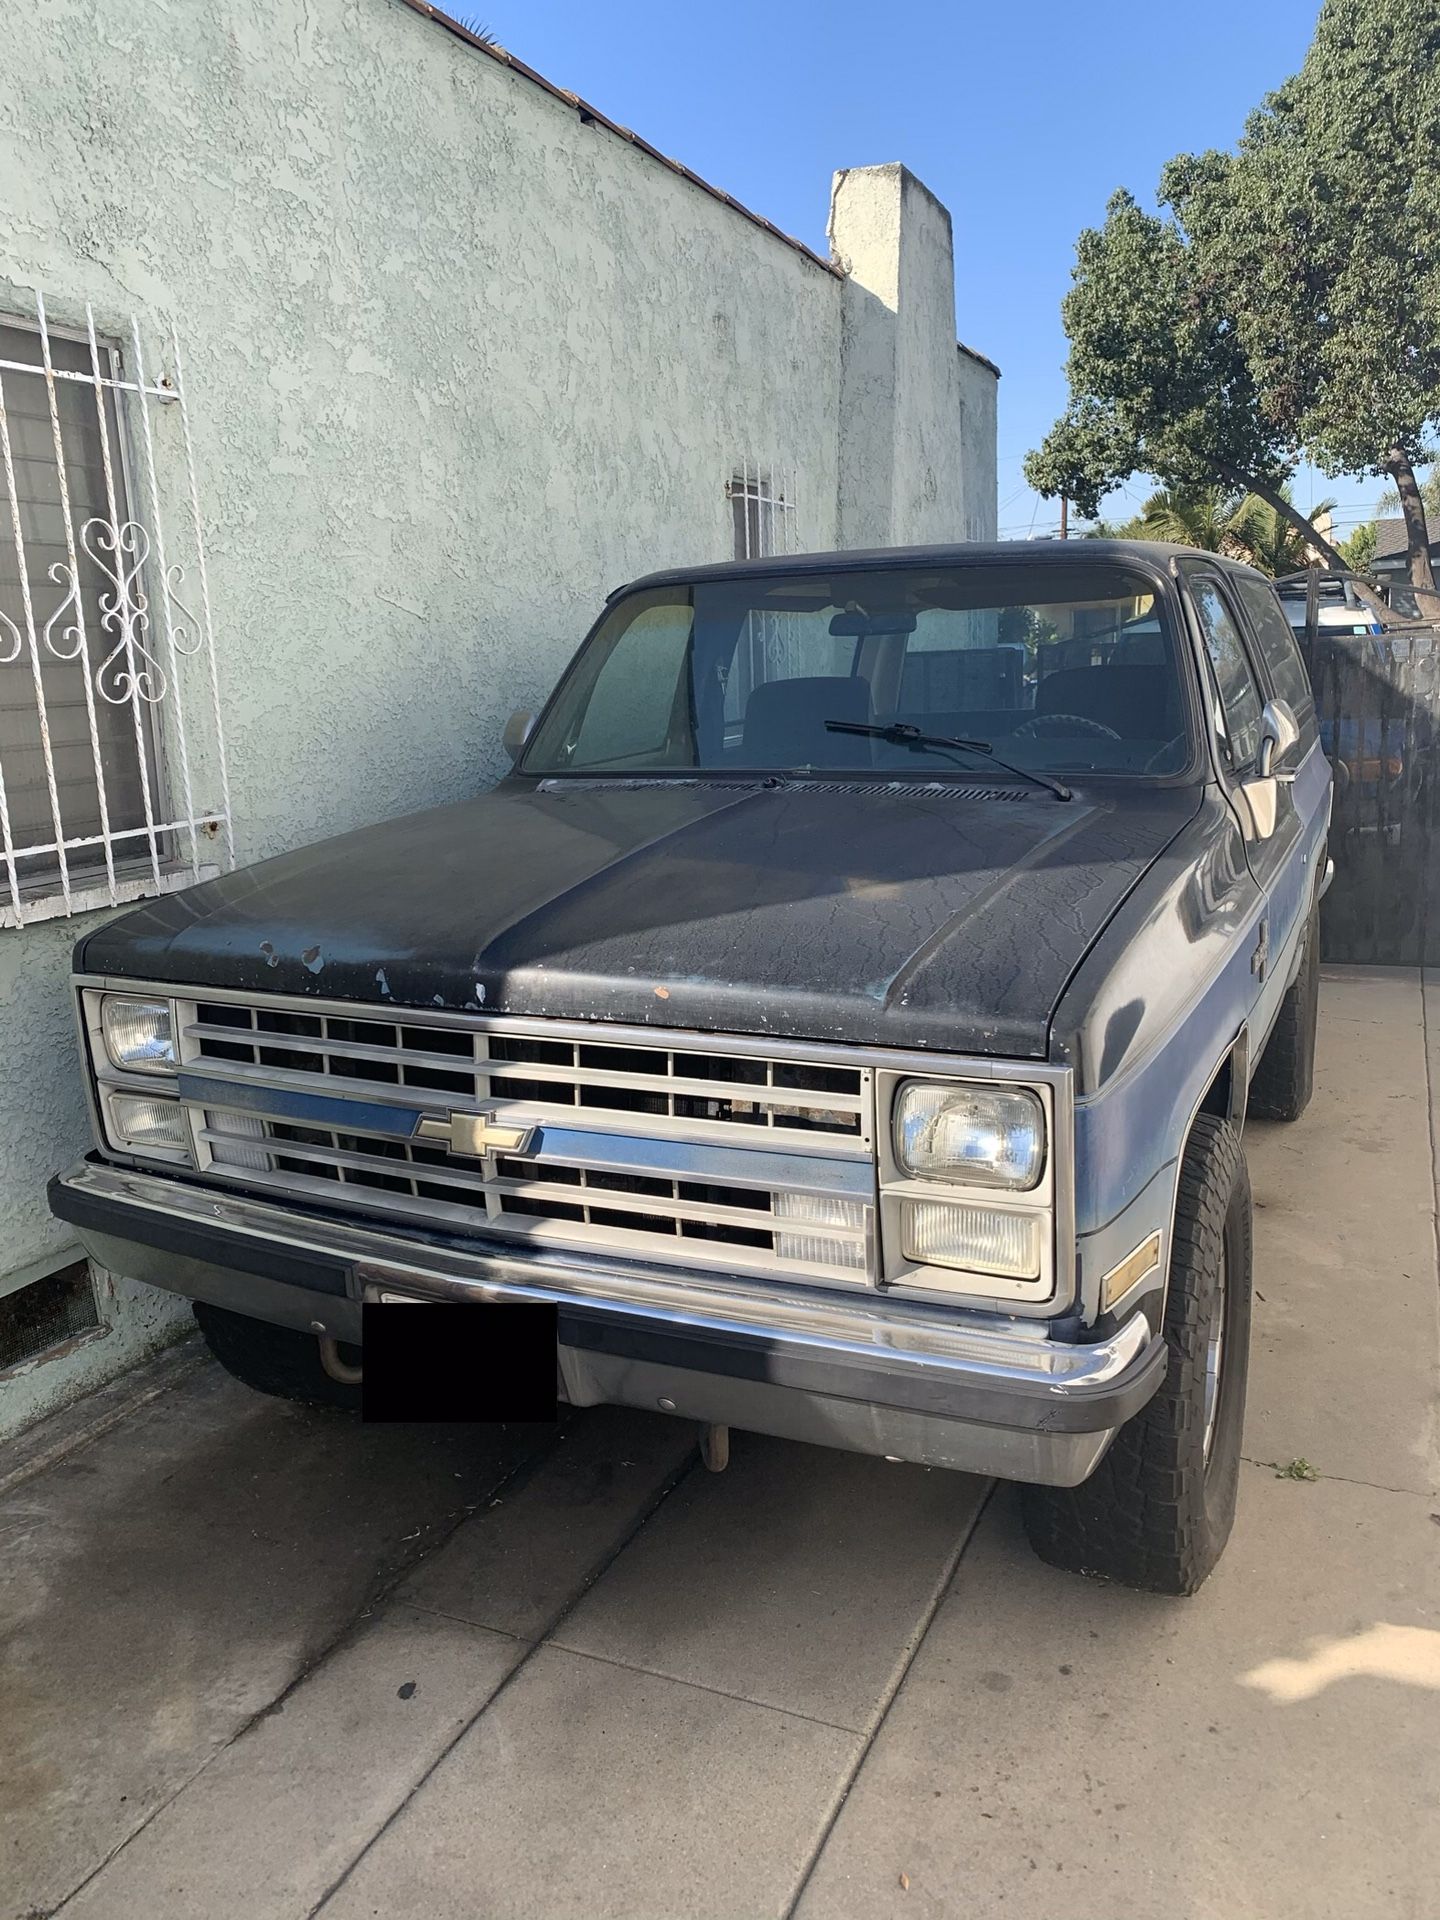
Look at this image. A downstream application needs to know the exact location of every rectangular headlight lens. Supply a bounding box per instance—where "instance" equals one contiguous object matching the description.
[101,996,176,1075]
[106,1092,189,1155]
[902,1198,1043,1280]
[893,1082,1044,1189]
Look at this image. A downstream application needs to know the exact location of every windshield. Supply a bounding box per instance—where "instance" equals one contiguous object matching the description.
[522,563,1192,780]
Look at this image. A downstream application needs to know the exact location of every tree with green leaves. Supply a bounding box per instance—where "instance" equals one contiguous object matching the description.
[1134,488,1245,553]
[1338,521,1379,571]
[1031,0,1440,611]
[1085,485,1336,575]
[1228,492,1339,577]
[1161,0,1440,605]
[1024,194,1354,571]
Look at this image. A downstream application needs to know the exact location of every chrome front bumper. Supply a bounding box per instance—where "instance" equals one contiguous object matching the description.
[50,1159,1165,1487]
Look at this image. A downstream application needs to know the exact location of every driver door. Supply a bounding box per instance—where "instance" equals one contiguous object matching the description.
[1183,565,1305,1045]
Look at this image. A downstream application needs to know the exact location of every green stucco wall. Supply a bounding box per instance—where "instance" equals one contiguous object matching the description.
[0,0,994,1434]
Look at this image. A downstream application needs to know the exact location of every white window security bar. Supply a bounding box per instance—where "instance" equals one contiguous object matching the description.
[726,459,800,562]
[725,462,803,705]
[0,293,232,929]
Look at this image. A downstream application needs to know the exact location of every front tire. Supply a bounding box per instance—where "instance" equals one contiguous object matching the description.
[1021,1115,1252,1595]
[194,1302,361,1412]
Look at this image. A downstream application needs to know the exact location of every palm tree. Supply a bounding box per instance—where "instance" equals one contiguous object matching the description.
[1084,490,1234,545]
[1088,484,1336,575]
[1227,492,1338,576]
[1135,488,1246,552]
[451,13,502,46]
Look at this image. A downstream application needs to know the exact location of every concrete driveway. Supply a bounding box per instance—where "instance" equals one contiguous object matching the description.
[3,967,1437,1920]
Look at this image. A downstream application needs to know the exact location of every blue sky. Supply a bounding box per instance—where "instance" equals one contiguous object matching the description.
[494,0,1392,540]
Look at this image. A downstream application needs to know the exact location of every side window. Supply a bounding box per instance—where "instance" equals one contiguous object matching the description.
[1189,576,1264,771]
[1232,576,1319,749]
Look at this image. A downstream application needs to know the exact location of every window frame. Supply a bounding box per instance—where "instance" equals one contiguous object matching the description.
[0,293,232,931]
[1180,564,1270,779]
[725,463,797,563]
[1226,569,1320,755]
[523,560,1211,786]
[0,312,179,904]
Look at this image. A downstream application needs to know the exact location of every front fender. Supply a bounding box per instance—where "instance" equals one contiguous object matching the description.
[1053,791,1266,1324]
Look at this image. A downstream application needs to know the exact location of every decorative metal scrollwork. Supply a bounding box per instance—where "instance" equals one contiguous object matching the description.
[83,518,169,704]
[0,292,235,927]
[28,519,207,699]
[164,562,205,657]
[42,559,85,661]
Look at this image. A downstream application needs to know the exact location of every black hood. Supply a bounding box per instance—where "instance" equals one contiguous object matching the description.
[78,778,1200,1058]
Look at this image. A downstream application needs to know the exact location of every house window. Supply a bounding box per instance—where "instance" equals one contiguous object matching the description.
[727,463,798,560]
[0,301,231,928]
[724,464,802,722]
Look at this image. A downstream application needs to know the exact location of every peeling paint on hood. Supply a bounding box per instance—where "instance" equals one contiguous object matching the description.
[76,779,1203,1058]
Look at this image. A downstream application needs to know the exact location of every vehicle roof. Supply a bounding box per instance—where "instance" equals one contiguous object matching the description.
[616,538,1260,597]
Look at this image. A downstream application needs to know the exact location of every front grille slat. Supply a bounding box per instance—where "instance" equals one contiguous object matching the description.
[475,1057,859,1115]
[187,1021,480,1079]
[185,998,874,1285]
[193,1125,841,1239]
[183,1016,864,1140]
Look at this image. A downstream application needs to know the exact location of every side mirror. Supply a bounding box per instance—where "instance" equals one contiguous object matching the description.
[1256,699,1300,780]
[1241,699,1301,840]
[502,708,534,766]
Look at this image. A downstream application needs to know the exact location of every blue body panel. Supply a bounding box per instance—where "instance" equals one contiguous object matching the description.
[1059,741,1331,1323]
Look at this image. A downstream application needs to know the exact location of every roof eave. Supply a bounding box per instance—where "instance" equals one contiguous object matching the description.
[398,0,842,279]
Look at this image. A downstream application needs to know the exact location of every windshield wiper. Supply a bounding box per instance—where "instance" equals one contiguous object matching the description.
[824,720,1073,802]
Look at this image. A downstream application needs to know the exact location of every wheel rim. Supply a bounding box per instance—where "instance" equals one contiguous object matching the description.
[1203,1242,1227,1464]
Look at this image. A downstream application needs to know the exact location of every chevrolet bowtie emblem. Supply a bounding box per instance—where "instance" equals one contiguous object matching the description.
[414,1112,536,1158]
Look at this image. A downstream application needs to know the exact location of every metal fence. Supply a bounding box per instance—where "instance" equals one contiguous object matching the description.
[0,292,231,929]
[1304,623,1440,965]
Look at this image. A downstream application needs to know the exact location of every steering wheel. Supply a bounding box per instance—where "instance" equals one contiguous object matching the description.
[1013,713,1122,742]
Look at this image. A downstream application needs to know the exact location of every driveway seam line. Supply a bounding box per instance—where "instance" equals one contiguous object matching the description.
[779,1480,995,1920]
[1239,1456,1437,1499]
[301,1445,703,1919]
[536,1637,864,1734]
[46,1420,572,1919]
[383,1604,528,1645]
[390,1594,538,1636]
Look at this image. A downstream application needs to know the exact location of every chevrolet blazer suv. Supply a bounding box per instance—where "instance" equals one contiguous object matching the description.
[51,541,1332,1595]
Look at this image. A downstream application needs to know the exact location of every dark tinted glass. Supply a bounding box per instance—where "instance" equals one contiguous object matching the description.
[1189,576,1264,770]
[1233,575,1319,748]
[524,564,1193,780]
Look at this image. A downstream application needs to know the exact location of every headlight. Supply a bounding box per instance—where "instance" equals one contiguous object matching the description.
[105,1091,189,1155]
[892,1082,1044,1189]
[100,996,176,1075]
[901,1198,1043,1279]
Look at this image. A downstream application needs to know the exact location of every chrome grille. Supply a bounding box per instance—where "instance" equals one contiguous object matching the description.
[178,998,875,1285]
[185,1003,866,1144]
